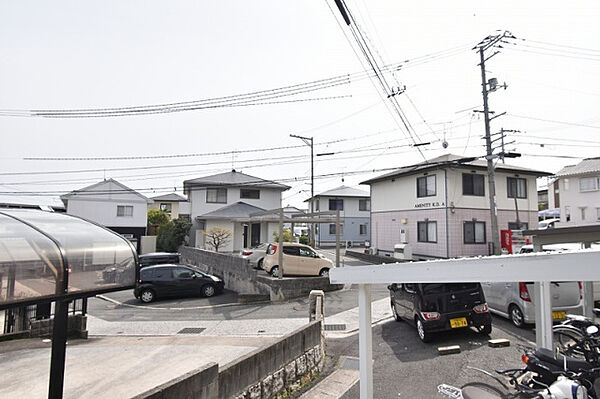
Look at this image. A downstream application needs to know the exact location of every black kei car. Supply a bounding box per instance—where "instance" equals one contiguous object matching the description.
[134,264,224,303]
[388,282,492,343]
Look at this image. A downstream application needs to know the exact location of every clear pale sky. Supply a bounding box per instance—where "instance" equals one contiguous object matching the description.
[1,1,599,208]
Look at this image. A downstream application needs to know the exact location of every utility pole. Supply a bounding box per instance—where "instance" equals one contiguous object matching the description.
[290,134,315,246]
[474,31,515,255]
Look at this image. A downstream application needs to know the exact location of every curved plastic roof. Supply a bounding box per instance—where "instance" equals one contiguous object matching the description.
[0,209,137,308]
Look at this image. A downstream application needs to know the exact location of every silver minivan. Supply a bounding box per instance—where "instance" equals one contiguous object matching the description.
[481,281,583,327]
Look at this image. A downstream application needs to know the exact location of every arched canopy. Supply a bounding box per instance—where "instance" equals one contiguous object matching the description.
[0,209,137,309]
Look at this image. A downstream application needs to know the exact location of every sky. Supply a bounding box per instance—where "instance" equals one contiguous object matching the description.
[1,0,599,209]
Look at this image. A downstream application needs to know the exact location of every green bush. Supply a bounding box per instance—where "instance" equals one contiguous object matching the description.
[298,235,309,245]
[157,218,191,252]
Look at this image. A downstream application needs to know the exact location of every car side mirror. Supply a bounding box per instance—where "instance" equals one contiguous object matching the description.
[387,283,398,291]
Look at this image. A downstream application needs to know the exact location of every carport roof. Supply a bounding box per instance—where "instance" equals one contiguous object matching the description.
[197,201,266,220]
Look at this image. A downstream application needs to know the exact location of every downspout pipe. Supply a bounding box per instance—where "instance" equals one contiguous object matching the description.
[444,169,450,259]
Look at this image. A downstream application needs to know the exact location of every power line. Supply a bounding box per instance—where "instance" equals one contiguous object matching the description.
[508,113,600,130]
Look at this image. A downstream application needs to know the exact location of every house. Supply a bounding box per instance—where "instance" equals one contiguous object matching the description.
[183,170,290,252]
[549,157,600,226]
[148,193,191,220]
[361,154,551,259]
[60,179,151,251]
[305,186,371,246]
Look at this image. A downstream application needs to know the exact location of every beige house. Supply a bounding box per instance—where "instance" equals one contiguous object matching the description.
[148,193,190,220]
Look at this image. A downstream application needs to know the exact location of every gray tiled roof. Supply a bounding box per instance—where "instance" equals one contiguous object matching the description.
[306,186,369,201]
[151,193,188,202]
[184,170,290,190]
[198,201,266,219]
[61,178,150,201]
[360,154,552,185]
[555,157,600,177]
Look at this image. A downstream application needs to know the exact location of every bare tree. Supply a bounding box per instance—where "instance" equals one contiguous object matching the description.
[203,227,232,252]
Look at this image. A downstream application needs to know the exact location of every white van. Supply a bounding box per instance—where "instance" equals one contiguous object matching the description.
[538,218,560,230]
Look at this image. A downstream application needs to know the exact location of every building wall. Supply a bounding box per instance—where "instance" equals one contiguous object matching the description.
[369,167,540,259]
[317,217,370,244]
[66,198,147,228]
[556,174,600,226]
[148,200,182,219]
[189,186,282,218]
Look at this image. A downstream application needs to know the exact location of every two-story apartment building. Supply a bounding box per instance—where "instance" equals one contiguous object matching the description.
[183,170,290,252]
[305,186,371,246]
[148,193,191,220]
[361,154,551,259]
[549,157,600,226]
[61,179,151,251]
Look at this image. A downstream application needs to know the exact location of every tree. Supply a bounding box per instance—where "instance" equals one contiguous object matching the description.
[157,218,192,252]
[203,227,232,252]
[147,209,170,235]
[272,228,292,243]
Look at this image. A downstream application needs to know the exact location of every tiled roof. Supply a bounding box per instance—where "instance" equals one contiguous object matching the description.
[360,154,552,185]
[61,178,150,201]
[151,193,188,202]
[555,157,600,177]
[198,201,266,219]
[307,186,369,201]
[184,170,290,190]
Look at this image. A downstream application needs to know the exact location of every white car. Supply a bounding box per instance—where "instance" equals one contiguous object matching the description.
[239,243,269,269]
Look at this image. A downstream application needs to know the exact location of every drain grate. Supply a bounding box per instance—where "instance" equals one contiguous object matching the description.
[177,327,206,334]
[324,324,346,331]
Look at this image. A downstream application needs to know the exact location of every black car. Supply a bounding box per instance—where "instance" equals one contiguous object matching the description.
[388,282,492,342]
[138,252,181,268]
[134,264,224,303]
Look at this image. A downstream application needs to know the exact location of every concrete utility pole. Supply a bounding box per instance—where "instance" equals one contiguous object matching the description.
[475,31,515,255]
[290,134,314,246]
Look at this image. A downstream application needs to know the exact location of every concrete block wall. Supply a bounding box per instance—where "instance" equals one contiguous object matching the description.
[134,321,324,399]
[180,246,343,301]
[29,314,88,339]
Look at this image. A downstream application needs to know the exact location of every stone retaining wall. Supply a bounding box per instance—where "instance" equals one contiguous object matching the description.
[29,314,88,339]
[180,246,342,301]
[345,249,402,264]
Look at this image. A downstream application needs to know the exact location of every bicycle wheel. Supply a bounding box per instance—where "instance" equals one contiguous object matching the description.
[461,382,507,399]
[553,327,587,359]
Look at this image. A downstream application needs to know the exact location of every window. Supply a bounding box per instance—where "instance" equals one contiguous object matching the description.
[579,177,599,192]
[563,178,569,190]
[417,175,436,197]
[206,188,227,203]
[507,177,527,199]
[359,224,368,235]
[329,224,344,235]
[315,199,319,211]
[581,207,587,220]
[359,199,371,211]
[282,246,300,256]
[173,268,193,279]
[417,220,437,243]
[329,199,344,211]
[508,222,529,230]
[464,221,486,244]
[565,206,571,222]
[298,247,316,257]
[597,208,600,221]
[159,203,172,213]
[462,173,485,196]
[240,189,260,199]
[117,205,133,217]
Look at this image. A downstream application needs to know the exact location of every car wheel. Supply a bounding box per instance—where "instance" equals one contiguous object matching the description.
[257,259,264,270]
[416,318,432,343]
[478,323,492,335]
[140,289,155,303]
[202,284,216,297]
[270,266,279,277]
[391,301,401,322]
[319,268,330,277]
[510,305,525,328]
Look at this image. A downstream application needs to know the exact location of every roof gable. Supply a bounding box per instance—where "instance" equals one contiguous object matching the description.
[183,170,290,191]
[307,185,369,201]
[555,157,600,177]
[151,193,188,202]
[198,201,266,219]
[61,179,150,202]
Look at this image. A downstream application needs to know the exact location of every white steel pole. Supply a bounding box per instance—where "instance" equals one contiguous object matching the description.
[358,284,373,399]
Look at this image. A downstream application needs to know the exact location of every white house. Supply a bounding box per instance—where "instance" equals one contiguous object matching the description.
[183,170,290,252]
[61,179,151,251]
[549,157,600,226]
[361,154,551,259]
[305,186,371,246]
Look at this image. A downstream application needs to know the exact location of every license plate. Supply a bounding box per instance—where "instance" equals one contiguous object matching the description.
[552,311,566,320]
[450,317,468,328]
